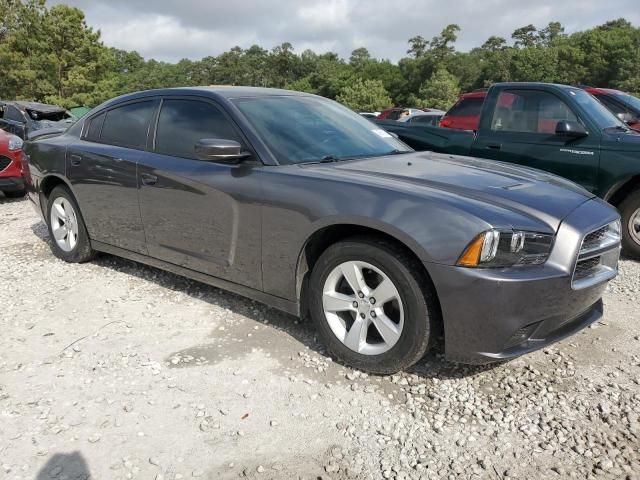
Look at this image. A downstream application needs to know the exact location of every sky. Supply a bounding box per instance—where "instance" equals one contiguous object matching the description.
[51,0,640,63]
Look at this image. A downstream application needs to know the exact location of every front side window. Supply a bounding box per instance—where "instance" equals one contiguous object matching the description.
[100,101,155,148]
[491,90,578,134]
[232,95,411,164]
[154,99,243,159]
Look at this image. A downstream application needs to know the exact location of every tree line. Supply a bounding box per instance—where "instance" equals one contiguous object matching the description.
[1,0,639,112]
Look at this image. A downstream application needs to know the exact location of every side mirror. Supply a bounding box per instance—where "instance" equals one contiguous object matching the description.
[194,139,251,163]
[555,120,588,138]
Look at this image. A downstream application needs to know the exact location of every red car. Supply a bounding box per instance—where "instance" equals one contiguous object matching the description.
[583,87,640,130]
[0,129,26,198]
[439,91,486,130]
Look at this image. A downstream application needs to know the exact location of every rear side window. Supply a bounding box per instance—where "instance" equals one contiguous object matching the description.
[154,99,243,159]
[447,97,484,117]
[85,112,105,142]
[101,101,155,148]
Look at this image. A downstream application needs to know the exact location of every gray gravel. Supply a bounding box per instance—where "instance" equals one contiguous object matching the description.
[1,195,639,480]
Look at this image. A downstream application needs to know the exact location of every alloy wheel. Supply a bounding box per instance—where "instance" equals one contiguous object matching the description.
[629,207,640,245]
[322,260,404,355]
[50,197,79,252]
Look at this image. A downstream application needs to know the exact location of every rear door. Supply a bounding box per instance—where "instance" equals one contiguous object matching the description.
[137,96,263,289]
[471,88,601,193]
[66,100,158,254]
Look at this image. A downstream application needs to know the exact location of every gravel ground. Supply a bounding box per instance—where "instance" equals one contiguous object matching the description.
[1,195,639,480]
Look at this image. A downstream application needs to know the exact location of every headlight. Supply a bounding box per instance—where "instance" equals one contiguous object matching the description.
[457,229,554,267]
[7,135,23,151]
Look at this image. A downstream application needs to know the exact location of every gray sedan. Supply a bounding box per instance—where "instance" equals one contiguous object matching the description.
[24,87,621,373]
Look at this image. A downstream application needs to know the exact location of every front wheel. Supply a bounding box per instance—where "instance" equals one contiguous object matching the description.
[620,189,640,259]
[46,185,96,263]
[309,237,438,374]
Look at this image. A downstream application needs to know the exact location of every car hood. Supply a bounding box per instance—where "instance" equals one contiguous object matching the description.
[310,151,595,231]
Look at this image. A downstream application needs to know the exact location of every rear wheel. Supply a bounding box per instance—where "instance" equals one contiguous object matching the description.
[309,237,438,374]
[620,189,640,259]
[46,185,96,263]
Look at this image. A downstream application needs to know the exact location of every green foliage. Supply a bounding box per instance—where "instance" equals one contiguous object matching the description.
[0,2,639,110]
[336,78,391,111]
[418,69,460,110]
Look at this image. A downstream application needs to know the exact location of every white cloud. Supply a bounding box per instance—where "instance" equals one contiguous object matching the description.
[51,0,640,62]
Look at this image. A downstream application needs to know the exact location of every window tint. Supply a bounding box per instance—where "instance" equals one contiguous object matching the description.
[155,99,243,159]
[101,101,155,148]
[386,110,402,120]
[5,106,25,123]
[85,112,105,142]
[448,97,484,117]
[491,90,578,134]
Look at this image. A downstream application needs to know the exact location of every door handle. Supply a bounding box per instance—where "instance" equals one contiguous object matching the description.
[141,173,158,186]
[487,144,502,151]
[70,154,82,166]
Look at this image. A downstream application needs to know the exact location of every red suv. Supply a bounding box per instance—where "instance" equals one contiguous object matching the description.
[0,129,26,198]
[583,87,640,130]
[439,91,486,130]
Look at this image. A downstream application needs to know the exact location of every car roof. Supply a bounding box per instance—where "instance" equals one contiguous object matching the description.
[407,110,444,116]
[9,101,67,114]
[584,87,624,96]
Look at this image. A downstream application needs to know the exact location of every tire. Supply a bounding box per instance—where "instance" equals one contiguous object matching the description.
[46,185,96,263]
[3,189,25,198]
[309,236,439,374]
[620,189,640,259]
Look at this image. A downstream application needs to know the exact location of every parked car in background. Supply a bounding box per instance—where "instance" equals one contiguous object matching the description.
[0,101,75,139]
[0,129,26,198]
[378,107,429,120]
[26,86,620,373]
[358,112,380,120]
[378,82,640,257]
[439,91,486,130]
[397,110,445,126]
[583,87,640,131]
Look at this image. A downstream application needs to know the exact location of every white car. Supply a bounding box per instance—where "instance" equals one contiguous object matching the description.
[398,110,445,126]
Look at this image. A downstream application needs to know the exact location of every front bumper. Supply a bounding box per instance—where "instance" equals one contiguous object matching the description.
[0,176,25,192]
[429,198,620,364]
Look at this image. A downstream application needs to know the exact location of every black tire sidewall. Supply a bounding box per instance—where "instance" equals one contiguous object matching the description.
[46,186,95,263]
[309,240,432,374]
[620,190,640,259]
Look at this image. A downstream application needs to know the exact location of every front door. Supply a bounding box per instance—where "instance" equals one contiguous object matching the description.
[137,97,263,289]
[471,89,601,193]
[66,100,159,254]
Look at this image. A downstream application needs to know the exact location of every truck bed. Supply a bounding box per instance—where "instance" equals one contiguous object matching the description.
[376,120,474,156]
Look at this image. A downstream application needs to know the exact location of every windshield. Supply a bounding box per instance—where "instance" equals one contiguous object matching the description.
[571,89,627,130]
[613,92,640,113]
[231,95,411,164]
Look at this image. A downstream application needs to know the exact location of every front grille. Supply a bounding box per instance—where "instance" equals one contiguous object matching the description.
[0,155,11,172]
[572,221,620,289]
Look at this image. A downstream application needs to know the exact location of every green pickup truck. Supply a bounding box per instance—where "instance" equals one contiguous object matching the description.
[379,82,640,258]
